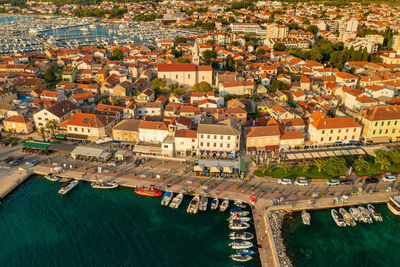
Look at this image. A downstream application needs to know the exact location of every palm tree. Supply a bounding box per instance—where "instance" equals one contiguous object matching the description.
[45,119,57,137]
[314,159,326,173]
[38,127,46,142]
[301,164,310,174]
[353,158,369,172]
[375,154,391,170]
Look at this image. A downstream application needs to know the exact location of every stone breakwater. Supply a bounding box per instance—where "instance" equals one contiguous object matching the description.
[268,210,293,267]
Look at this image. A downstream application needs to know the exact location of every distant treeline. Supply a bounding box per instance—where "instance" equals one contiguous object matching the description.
[73,8,127,18]
[279,0,400,6]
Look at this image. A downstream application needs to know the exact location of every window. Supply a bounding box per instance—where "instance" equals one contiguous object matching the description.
[220,136,223,140]
[207,142,210,147]
[329,137,332,141]
[227,144,230,148]
[220,143,223,148]
[385,129,388,134]
[88,129,90,133]
[38,117,42,120]
[214,135,216,139]
[346,129,349,133]
[192,139,195,142]
[213,143,216,147]
[201,134,204,138]
[373,130,376,135]
[176,75,178,79]
[200,142,203,146]
[395,121,398,126]
[207,135,210,139]
[393,129,396,134]
[258,139,262,144]
[381,121,384,126]
[337,136,340,140]
[188,74,190,79]
[388,121,391,126]
[353,128,356,132]
[228,136,231,140]
[338,129,341,133]
[344,136,347,140]
[379,129,382,134]
[330,130,333,134]
[322,130,325,134]
[81,128,84,132]
[375,122,378,126]
[74,127,77,131]
[251,139,255,145]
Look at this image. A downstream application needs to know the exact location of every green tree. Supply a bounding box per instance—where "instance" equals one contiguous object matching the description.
[269,80,288,92]
[175,36,186,44]
[255,48,266,56]
[225,54,235,72]
[375,154,391,170]
[176,57,191,63]
[193,81,212,92]
[168,83,178,91]
[112,99,121,106]
[324,157,347,177]
[172,88,186,96]
[353,158,370,172]
[202,49,217,65]
[306,25,319,34]
[111,48,124,60]
[152,78,166,90]
[314,159,326,173]
[362,47,369,61]
[273,43,286,51]
[38,127,46,142]
[45,119,57,137]
[388,150,400,164]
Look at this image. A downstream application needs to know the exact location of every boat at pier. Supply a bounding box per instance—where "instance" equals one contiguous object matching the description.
[387,196,400,215]
[134,185,162,197]
[349,207,362,222]
[187,195,200,214]
[301,210,311,225]
[237,249,255,256]
[161,191,173,206]
[230,208,250,217]
[58,180,79,195]
[231,253,252,262]
[228,216,251,223]
[229,231,254,240]
[358,206,373,224]
[220,200,229,212]
[211,198,219,210]
[331,209,346,227]
[58,177,72,183]
[339,208,356,227]
[234,200,246,208]
[229,219,250,230]
[367,204,383,222]
[199,196,208,211]
[44,173,59,182]
[169,193,183,209]
[91,181,119,189]
[229,240,253,249]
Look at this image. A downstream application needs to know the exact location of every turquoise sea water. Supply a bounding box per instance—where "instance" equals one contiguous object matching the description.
[0,175,260,267]
[283,205,400,267]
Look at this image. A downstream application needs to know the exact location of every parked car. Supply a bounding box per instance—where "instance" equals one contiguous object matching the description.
[277,178,292,185]
[339,178,354,185]
[382,175,397,182]
[365,177,379,184]
[3,156,14,164]
[326,179,340,186]
[12,157,24,166]
[107,161,119,167]
[8,142,17,147]
[2,141,9,146]
[294,179,309,186]
[25,159,39,167]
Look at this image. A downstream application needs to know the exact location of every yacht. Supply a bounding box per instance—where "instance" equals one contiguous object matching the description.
[58,180,79,195]
[339,208,356,227]
[234,200,246,208]
[44,173,59,182]
[301,210,311,225]
[229,219,250,230]
[387,196,400,215]
[237,249,255,256]
[91,181,118,189]
[229,231,254,240]
[349,207,362,222]
[331,209,346,227]
[230,208,250,217]
[219,200,229,212]
[161,191,173,206]
[210,198,219,210]
[367,204,383,222]
[58,177,72,183]
[187,195,200,214]
[231,254,252,262]
[199,196,208,211]
[229,240,253,249]
[169,193,183,209]
[358,206,373,224]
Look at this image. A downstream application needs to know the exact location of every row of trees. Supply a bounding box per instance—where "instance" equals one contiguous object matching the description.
[73,8,126,18]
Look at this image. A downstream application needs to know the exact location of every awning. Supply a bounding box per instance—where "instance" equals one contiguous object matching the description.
[223,167,232,173]
[23,141,50,150]
[95,137,113,144]
[48,143,75,153]
[66,133,88,141]
[286,154,296,160]
[371,136,390,144]
[55,133,66,139]
[193,165,203,172]
[210,167,220,173]
[265,145,279,150]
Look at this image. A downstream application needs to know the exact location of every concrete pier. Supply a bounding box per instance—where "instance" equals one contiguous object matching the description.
[0,167,32,199]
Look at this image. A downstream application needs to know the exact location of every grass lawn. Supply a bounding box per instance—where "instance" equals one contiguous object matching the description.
[255,165,332,179]
[354,163,400,176]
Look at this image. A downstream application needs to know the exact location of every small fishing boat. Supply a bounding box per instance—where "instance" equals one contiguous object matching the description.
[234,200,246,208]
[349,207,362,222]
[199,196,208,211]
[58,180,79,195]
[91,181,119,189]
[231,254,252,262]
[134,185,162,197]
[339,208,356,227]
[301,210,311,225]
[161,191,173,206]
[228,215,251,222]
[229,231,254,240]
[331,209,346,227]
[230,208,250,217]
[237,249,255,256]
[367,204,383,222]
[211,198,219,210]
[229,219,250,230]
[229,240,253,249]
[58,177,72,183]
[44,173,59,182]
[220,200,229,212]
[169,193,183,209]
[187,195,200,214]
[358,206,373,224]
[388,196,400,215]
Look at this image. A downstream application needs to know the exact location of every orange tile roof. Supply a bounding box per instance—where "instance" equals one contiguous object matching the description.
[311,117,361,129]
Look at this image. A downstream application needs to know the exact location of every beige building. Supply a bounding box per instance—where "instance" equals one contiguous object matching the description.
[246,125,280,153]
[174,129,198,156]
[33,100,78,129]
[266,24,289,39]
[360,105,400,142]
[3,115,33,134]
[112,119,141,144]
[197,119,241,156]
[392,35,400,52]
[308,117,362,145]
[157,63,213,88]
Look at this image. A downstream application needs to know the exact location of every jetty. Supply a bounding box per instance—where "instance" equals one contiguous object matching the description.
[0,167,32,198]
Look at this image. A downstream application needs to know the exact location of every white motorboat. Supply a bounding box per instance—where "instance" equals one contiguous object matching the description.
[229,240,253,249]
[237,249,255,256]
[331,209,346,227]
[44,173,59,182]
[367,204,383,222]
[187,195,200,214]
[228,215,251,222]
[231,254,252,262]
[161,191,173,206]
[91,181,119,189]
[211,198,219,210]
[220,200,229,212]
[230,208,249,217]
[229,231,254,240]
[387,196,400,215]
[349,207,362,222]
[169,193,183,209]
[199,196,208,211]
[229,220,250,230]
[339,208,356,227]
[358,206,373,224]
[234,200,246,208]
[58,180,79,195]
[301,210,311,225]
